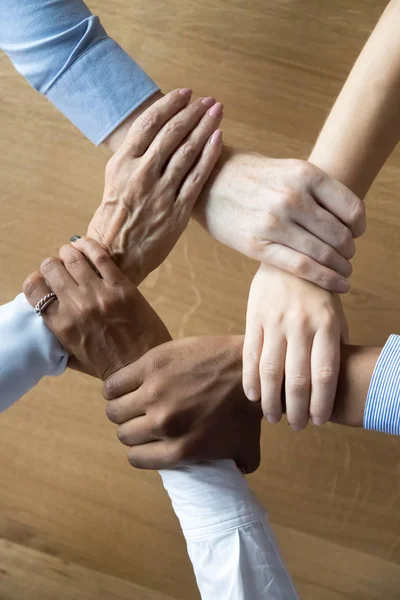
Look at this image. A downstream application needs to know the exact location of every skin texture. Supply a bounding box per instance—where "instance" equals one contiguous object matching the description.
[243,264,348,430]
[102,337,380,472]
[105,95,366,292]
[241,0,400,433]
[23,239,172,380]
[24,245,380,474]
[309,0,400,200]
[88,89,224,285]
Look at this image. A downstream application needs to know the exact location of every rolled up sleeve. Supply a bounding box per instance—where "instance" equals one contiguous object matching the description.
[0,0,159,144]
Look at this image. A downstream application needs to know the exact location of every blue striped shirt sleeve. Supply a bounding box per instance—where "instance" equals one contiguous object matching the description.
[364,335,400,435]
[0,0,159,145]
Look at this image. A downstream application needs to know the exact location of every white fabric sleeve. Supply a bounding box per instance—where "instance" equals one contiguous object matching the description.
[160,460,299,600]
[0,294,68,412]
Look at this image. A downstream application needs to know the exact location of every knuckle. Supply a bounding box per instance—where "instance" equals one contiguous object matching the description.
[153,408,175,437]
[40,256,59,274]
[60,246,84,266]
[287,309,310,329]
[22,272,41,298]
[294,159,316,181]
[263,211,280,232]
[286,374,310,394]
[140,112,158,133]
[243,346,260,364]
[280,189,302,212]
[165,121,181,137]
[316,245,335,266]
[92,249,109,266]
[103,376,118,400]
[105,154,120,177]
[337,227,354,253]
[116,425,130,446]
[190,170,201,185]
[180,142,197,160]
[288,254,310,277]
[259,361,282,382]
[348,199,366,233]
[106,401,120,424]
[167,440,192,465]
[127,448,144,470]
[314,365,337,387]
[267,309,285,327]
[319,308,337,329]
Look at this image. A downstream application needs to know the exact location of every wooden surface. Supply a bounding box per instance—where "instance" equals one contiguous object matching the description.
[1,0,400,598]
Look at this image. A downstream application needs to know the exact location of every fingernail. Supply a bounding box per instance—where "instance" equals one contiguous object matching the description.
[179,88,192,97]
[290,423,304,432]
[201,96,216,107]
[209,102,223,117]
[337,279,350,294]
[69,235,82,242]
[312,417,324,426]
[246,387,260,401]
[210,130,222,146]
[266,414,280,424]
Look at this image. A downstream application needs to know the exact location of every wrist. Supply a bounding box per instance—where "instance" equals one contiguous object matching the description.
[103,92,164,153]
[86,204,143,285]
[193,147,264,238]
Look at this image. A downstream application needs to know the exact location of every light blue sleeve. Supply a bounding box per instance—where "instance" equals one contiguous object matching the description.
[364,334,400,435]
[0,0,159,145]
[0,294,68,412]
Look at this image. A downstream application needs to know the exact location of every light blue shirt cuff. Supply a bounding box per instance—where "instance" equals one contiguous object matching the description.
[364,334,400,435]
[45,36,159,145]
[0,294,68,412]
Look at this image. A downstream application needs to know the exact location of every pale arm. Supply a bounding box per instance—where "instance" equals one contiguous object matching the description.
[309,0,400,199]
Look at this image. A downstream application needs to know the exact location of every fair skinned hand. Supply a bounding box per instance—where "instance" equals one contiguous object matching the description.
[195,149,366,293]
[103,336,262,474]
[23,238,171,380]
[242,263,348,429]
[87,88,224,285]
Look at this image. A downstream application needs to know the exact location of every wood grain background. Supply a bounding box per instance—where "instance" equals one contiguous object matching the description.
[1,1,400,598]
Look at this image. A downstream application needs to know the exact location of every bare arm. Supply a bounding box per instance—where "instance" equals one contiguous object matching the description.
[309,0,400,199]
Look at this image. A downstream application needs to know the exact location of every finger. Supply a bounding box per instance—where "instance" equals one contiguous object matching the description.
[259,330,286,423]
[70,237,126,285]
[285,331,312,431]
[164,102,223,187]
[40,256,77,295]
[147,96,217,168]
[23,271,54,309]
[127,440,185,470]
[103,361,144,400]
[295,201,355,259]
[242,318,263,401]
[106,392,145,425]
[261,244,351,294]
[311,174,366,238]
[175,130,223,223]
[59,244,98,285]
[117,417,158,447]
[119,88,193,156]
[310,326,340,426]
[269,221,352,278]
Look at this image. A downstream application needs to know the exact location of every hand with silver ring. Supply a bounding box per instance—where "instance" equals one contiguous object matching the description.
[22,238,171,380]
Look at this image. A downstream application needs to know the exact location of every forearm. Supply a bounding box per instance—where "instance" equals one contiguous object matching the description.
[309,0,400,199]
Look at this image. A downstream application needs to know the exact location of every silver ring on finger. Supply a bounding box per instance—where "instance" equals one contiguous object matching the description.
[34,292,58,317]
